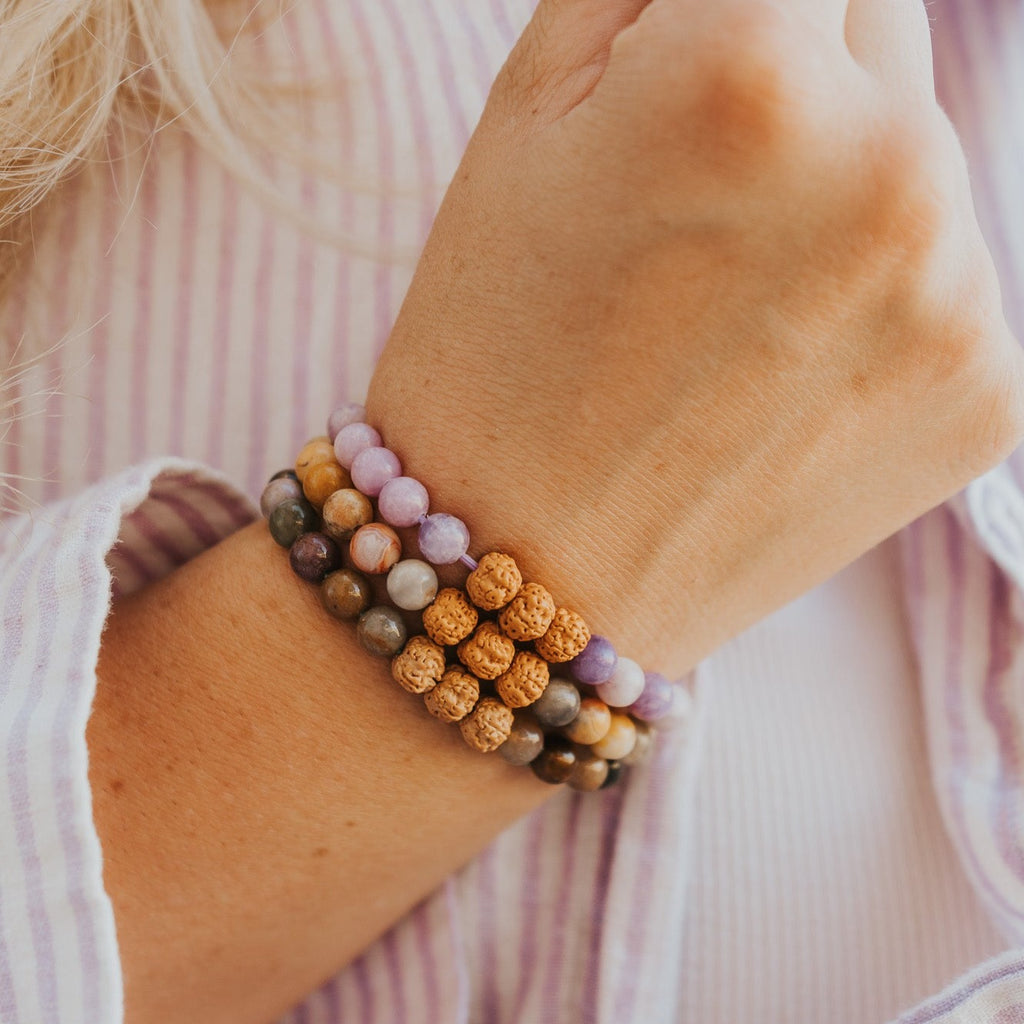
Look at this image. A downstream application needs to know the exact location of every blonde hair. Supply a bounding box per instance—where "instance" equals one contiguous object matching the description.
[0,0,293,276]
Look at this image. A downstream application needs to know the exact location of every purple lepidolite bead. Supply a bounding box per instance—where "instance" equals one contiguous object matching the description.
[417,513,470,565]
[326,403,365,442]
[569,634,618,685]
[334,422,382,469]
[350,446,402,497]
[629,671,674,722]
[378,476,430,528]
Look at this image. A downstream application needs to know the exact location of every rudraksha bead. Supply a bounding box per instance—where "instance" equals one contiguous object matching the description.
[424,667,480,723]
[457,621,515,680]
[534,607,591,663]
[422,588,478,646]
[495,651,550,709]
[459,697,513,753]
[466,551,522,611]
[391,636,446,695]
[498,582,556,641]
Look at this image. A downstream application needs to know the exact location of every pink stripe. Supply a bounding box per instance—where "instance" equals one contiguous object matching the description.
[127,145,159,463]
[507,812,546,1020]
[473,842,500,1021]
[443,877,470,1020]
[169,143,200,455]
[205,169,240,469]
[411,901,441,1023]
[539,796,583,1013]
[40,174,83,502]
[382,929,407,1024]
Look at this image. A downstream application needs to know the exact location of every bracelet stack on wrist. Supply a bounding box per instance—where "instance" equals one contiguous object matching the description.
[260,402,686,792]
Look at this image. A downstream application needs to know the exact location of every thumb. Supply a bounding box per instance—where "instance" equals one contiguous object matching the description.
[488,0,651,129]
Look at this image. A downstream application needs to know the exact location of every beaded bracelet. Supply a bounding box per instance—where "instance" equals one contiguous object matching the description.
[260,403,688,792]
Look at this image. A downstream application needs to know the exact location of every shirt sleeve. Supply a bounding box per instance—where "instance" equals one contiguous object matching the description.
[0,458,256,1024]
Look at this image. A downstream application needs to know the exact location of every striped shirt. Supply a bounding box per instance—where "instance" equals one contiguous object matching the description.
[2,0,1024,1021]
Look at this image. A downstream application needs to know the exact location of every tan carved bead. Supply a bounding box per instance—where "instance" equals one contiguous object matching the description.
[495,651,550,708]
[422,588,478,646]
[534,607,591,663]
[498,582,556,641]
[391,635,446,695]
[424,667,480,723]
[466,552,523,611]
[457,621,516,680]
[459,697,514,753]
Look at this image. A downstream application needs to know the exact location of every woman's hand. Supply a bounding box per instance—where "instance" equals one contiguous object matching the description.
[369,0,1024,676]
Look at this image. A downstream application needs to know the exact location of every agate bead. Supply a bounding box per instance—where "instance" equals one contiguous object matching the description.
[386,558,438,611]
[321,488,373,542]
[568,753,610,792]
[417,513,470,565]
[326,403,365,442]
[530,677,581,729]
[349,522,402,574]
[595,656,645,708]
[350,446,402,497]
[334,422,382,468]
[530,736,576,784]
[378,476,430,528]
[289,532,342,583]
[356,606,407,657]
[269,498,317,548]
[589,713,637,760]
[498,716,544,766]
[320,568,372,621]
[260,476,303,518]
[562,697,612,745]
[570,634,618,685]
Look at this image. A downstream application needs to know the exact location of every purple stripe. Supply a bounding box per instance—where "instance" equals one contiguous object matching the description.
[169,143,200,455]
[150,473,255,530]
[539,795,583,1013]
[244,211,275,495]
[411,900,441,1022]
[443,877,470,1020]
[2,538,60,1019]
[580,788,626,1024]
[898,957,1024,1024]
[475,843,499,1022]
[935,509,1022,920]
[383,929,408,1024]
[49,506,114,1020]
[508,812,546,1021]
[353,957,375,1021]
[982,551,1024,882]
[349,0,397,358]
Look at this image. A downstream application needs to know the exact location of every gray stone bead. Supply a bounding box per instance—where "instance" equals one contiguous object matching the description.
[356,605,408,658]
[498,716,544,766]
[386,559,439,611]
[530,677,581,729]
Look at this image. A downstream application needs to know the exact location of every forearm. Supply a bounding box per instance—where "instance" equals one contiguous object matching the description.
[89,519,555,1024]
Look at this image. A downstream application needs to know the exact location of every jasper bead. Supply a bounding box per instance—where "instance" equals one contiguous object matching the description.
[590,713,637,760]
[327,402,365,442]
[295,437,336,482]
[570,634,618,685]
[350,446,402,497]
[630,672,674,722]
[498,716,544,766]
[302,461,351,509]
[386,558,438,611]
[568,752,610,792]
[563,697,612,745]
[260,476,303,518]
[530,736,576,785]
[417,513,470,565]
[269,498,318,547]
[620,720,654,767]
[290,532,342,582]
[321,568,372,621]
[378,476,430,528]
[321,488,373,542]
[595,656,646,708]
[349,522,402,574]
[334,422,382,468]
[531,677,581,728]
[356,605,407,657]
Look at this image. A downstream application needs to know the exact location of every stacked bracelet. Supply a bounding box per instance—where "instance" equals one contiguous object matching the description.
[261,403,687,793]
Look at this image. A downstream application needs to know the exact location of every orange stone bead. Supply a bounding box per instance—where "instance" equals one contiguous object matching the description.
[590,713,637,760]
[294,436,336,482]
[302,461,351,509]
[562,697,612,745]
